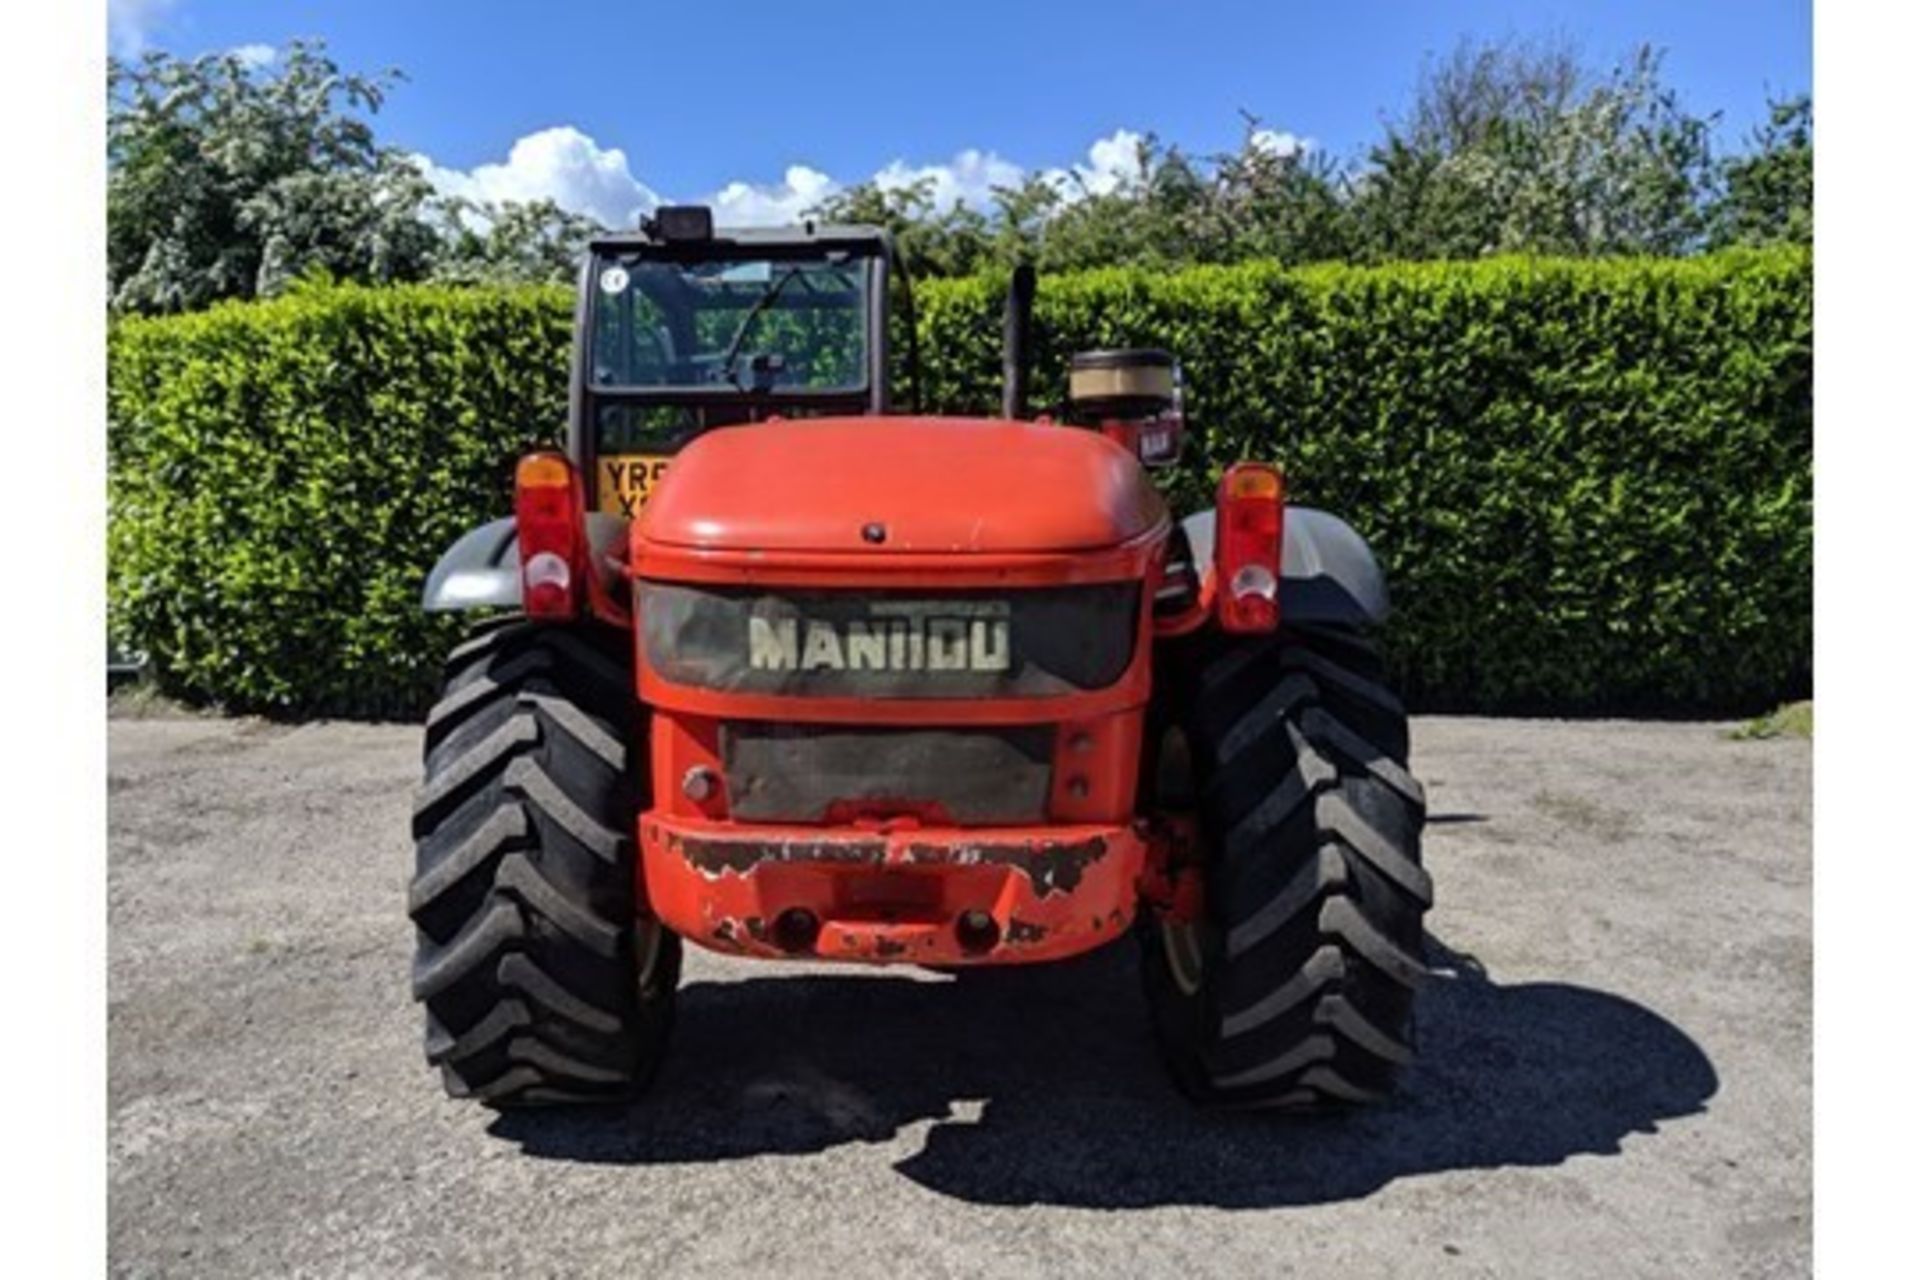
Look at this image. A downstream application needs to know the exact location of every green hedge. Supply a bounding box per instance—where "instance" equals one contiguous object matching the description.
[108,250,1811,718]
[108,284,573,717]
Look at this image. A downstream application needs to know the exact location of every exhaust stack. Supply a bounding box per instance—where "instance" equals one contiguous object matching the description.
[1001,262,1035,420]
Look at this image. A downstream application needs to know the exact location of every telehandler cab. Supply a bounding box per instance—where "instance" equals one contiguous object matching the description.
[411,207,1430,1109]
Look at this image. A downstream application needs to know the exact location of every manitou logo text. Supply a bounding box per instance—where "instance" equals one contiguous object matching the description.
[748,608,1012,673]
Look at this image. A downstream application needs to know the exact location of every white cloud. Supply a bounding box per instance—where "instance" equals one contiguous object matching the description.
[873,147,1024,211]
[416,126,659,229]
[108,0,180,54]
[229,43,277,70]
[862,131,1157,214]
[1249,128,1309,159]
[707,165,838,227]
[416,129,1038,230]
[1040,128,1149,199]
[416,120,1306,233]
[1080,128,1148,194]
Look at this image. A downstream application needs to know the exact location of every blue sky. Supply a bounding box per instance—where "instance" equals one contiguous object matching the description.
[110,0,1811,228]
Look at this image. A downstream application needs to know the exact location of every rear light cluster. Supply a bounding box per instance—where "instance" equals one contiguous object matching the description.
[513,452,587,620]
[1215,462,1285,634]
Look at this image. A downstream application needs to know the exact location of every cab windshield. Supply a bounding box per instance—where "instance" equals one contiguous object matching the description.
[589,253,870,394]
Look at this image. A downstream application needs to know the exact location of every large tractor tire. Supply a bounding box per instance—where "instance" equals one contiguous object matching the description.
[1142,623,1431,1108]
[408,618,679,1106]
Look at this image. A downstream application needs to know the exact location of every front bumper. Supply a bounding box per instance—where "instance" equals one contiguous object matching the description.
[639,814,1148,965]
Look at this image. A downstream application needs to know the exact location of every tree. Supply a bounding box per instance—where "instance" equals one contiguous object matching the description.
[1709,95,1812,247]
[1194,118,1358,265]
[1034,132,1211,272]
[107,35,1804,311]
[428,197,604,285]
[1350,39,1720,260]
[108,40,439,312]
[815,42,1747,281]
[805,179,997,278]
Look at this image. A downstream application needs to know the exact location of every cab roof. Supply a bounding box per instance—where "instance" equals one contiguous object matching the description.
[587,222,889,255]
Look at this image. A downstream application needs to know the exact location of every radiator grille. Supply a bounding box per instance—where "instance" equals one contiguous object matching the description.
[721,722,1054,824]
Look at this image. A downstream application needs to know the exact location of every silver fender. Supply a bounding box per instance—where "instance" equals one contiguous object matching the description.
[1180,506,1390,626]
[421,513,630,612]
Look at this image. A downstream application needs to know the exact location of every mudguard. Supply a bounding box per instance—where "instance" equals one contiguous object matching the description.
[421,513,630,612]
[1181,506,1390,627]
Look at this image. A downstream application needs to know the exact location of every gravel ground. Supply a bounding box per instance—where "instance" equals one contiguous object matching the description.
[108,714,1810,1278]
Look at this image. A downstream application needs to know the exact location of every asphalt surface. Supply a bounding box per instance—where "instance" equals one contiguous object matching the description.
[108,713,1810,1278]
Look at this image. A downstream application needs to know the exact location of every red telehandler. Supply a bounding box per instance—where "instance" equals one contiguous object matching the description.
[411,207,1430,1110]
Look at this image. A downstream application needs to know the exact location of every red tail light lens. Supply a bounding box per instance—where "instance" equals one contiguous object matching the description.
[1215,462,1284,633]
[514,452,584,620]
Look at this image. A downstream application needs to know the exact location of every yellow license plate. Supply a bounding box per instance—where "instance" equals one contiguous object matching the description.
[597,454,672,517]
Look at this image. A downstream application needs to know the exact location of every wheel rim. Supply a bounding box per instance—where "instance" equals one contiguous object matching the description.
[1160,917,1206,996]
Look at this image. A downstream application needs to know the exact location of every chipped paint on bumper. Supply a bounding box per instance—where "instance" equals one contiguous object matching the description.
[640,814,1147,965]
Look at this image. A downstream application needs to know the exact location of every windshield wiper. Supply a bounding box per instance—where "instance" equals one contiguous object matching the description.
[716,266,804,391]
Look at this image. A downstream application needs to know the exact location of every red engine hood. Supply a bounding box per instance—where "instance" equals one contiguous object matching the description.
[635,417,1168,556]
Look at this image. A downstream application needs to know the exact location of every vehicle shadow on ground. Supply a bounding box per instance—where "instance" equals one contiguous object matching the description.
[488,937,1717,1209]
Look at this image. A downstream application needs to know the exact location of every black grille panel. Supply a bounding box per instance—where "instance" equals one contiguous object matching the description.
[721,722,1054,824]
